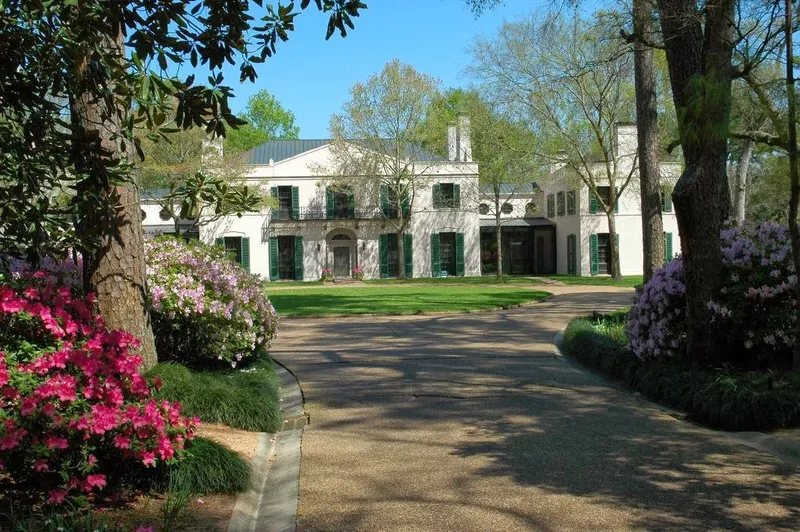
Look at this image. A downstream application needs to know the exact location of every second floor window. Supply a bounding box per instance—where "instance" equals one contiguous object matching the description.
[381,184,409,218]
[547,194,555,218]
[557,191,565,216]
[433,183,460,208]
[567,191,576,215]
[327,186,355,219]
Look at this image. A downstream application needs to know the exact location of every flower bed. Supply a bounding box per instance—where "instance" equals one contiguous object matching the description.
[145,237,279,368]
[0,265,195,509]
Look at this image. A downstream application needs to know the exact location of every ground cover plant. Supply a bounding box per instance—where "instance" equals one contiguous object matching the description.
[149,362,282,433]
[269,285,550,317]
[145,237,279,368]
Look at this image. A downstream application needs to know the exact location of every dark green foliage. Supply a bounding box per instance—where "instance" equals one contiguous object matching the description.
[563,313,800,431]
[168,438,251,495]
[149,363,282,433]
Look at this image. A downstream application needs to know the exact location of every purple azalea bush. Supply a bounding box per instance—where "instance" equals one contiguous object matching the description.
[629,221,796,369]
[145,237,279,367]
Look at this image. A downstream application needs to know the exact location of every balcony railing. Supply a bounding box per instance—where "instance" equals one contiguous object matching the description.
[271,207,390,221]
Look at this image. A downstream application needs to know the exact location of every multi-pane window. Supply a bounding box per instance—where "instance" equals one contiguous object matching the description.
[386,233,400,277]
[567,191,576,215]
[557,191,565,216]
[224,237,242,265]
[277,236,296,280]
[433,183,460,208]
[661,186,673,212]
[439,232,456,276]
[277,186,293,219]
[547,194,555,218]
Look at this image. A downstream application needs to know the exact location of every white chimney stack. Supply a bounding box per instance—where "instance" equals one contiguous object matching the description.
[447,124,458,161]
[457,114,472,162]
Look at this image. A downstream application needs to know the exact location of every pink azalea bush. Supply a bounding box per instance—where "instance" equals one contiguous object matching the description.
[629,220,796,368]
[0,264,196,508]
[145,237,279,368]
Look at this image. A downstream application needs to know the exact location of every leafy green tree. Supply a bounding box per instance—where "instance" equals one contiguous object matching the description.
[0,0,365,369]
[226,89,300,153]
[422,88,540,277]
[470,10,637,280]
[321,59,440,279]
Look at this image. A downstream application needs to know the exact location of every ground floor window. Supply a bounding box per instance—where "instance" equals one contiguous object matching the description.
[479,227,554,275]
[439,232,456,276]
[431,232,465,277]
[379,233,400,278]
[269,235,304,281]
[216,236,250,271]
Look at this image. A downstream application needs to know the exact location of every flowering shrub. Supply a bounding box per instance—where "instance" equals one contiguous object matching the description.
[352,267,363,281]
[321,268,333,282]
[145,237,278,368]
[629,221,796,369]
[0,268,195,508]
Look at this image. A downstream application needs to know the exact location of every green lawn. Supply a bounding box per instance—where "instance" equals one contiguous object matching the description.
[269,285,551,317]
[545,274,643,287]
[364,275,544,285]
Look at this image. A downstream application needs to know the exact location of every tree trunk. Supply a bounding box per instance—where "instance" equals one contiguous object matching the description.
[657,0,734,363]
[72,27,158,370]
[784,0,800,371]
[634,0,664,283]
[607,210,622,280]
[396,228,406,279]
[732,138,754,223]
[495,195,503,278]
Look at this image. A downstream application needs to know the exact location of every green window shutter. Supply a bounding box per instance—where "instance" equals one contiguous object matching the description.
[380,184,389,216]
[432,184,441,208]
[294,235,304,281]
[567,234,575,275]
[269,237,279,281]
[430,233,441,277]
[215,237,224,247]
[271,186,279,220]
[379,234,389,278]
[401,189,410,217]
[291,186,300,220]
[589,190,598,214]
[348,192,356,218]
[614,187,619,213]
[326,187,334,219]
[590,234,599,276]
[241,237,250,272]
[665,232,673,264]
[455,232,465,277]
[453,184,461,208]
[404,234,413,278]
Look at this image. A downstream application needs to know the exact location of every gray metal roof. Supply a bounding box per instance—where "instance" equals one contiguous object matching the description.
[479,217,554,228]
[480,182,540,195]
[244,139,446,165]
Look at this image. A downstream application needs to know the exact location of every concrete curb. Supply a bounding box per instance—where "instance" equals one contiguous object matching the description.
[228,363,307,532]
[552,327,800,465]
[279,292,555,320]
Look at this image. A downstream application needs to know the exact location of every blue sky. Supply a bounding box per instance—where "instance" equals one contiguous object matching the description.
[204,1,540,138]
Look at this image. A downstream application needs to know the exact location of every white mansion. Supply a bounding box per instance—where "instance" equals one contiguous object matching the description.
[141,122,681,281]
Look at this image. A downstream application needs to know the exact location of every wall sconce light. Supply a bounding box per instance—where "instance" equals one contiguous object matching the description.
[317,243,321,252]
[361,241,366,251]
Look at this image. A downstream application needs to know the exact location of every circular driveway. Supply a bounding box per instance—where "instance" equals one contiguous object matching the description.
[270,286,800,531]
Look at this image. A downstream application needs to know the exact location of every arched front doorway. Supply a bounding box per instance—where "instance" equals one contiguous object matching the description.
[326,229,357,278]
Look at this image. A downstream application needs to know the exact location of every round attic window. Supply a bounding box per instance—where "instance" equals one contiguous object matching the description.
[501,203,513,214]
[159,208,171,221]
[141,209,147,220]
[525,202,537,216]
[479,203,490,215]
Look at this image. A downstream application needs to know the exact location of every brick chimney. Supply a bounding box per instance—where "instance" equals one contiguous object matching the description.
[613,122,638,158]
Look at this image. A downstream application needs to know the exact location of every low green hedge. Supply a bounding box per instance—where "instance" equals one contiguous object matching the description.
[563,313,800,431]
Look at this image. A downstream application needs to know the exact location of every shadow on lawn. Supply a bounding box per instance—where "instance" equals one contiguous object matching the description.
[272,291,800,531]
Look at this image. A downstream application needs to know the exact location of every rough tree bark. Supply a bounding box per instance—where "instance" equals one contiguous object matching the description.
[607,208,622,280]
[72,26,158,369]
[656,0,734,362]
[732,138,754,223]
[785,0,800,371]
[495,192,503,277]
[634,0,664,282]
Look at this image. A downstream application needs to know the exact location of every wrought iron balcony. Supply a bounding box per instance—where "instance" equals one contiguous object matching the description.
[270,207,390,222]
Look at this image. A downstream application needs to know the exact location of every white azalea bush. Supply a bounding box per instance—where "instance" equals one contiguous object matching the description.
[629,221,796,369]
[145,237,279,367]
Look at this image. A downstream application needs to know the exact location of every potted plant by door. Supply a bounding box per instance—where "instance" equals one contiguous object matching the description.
[352,267,364,281]
[321,268,334,282]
